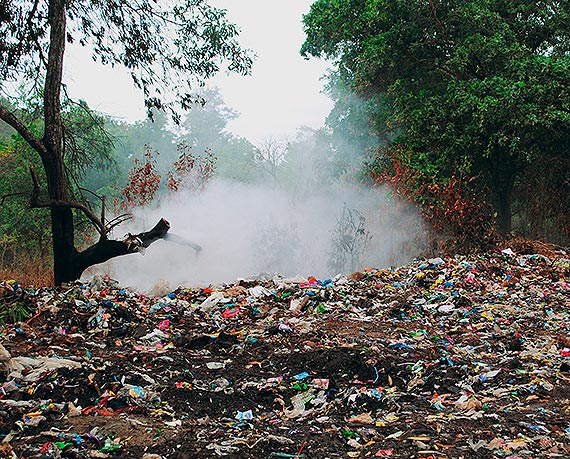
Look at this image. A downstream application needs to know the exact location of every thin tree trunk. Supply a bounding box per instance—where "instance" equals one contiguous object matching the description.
[43,0,77,285]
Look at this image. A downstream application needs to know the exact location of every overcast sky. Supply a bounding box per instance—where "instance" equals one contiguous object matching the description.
[64,1,333,143]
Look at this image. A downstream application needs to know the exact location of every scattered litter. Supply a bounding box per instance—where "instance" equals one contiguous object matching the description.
[0,243,569,457]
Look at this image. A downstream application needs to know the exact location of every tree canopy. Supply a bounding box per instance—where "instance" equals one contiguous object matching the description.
[302,0,570,236]
[1,0,252,118]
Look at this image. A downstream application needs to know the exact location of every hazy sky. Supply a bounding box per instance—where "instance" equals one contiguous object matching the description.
[64,1,333,143]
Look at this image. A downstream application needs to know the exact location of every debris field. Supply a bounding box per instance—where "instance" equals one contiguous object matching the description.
[0,242,570,458]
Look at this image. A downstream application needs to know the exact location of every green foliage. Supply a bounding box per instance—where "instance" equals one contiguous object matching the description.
[80,87,258,196]
[0,98,51,266]
[303,0,570,238]
[0,286,36,325]
[173,88,257,183]
[321,75,393,179]
[0,93,124,268]
[0,0,253,119]
[0,145,52,266]
[61,99,117,180]
[214,136,257,183]
[278,128,331,195]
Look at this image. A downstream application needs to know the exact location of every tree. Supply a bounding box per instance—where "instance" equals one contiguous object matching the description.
[0,0,252,284]
[253,136,288,188]
[173,87,257,183]
[302,0,570,236]
[0,93,116,274]
[328,203,372,273]
[0,130,52,268]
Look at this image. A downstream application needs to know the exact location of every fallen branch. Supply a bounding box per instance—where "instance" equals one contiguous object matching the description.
[73,218,171,279]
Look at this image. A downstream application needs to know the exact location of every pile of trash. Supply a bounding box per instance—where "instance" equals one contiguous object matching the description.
[0,243,569,458]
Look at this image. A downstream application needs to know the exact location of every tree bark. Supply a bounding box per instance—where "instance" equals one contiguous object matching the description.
[72,218,171,282]
[43,0,78,285]
[489,152,517,237]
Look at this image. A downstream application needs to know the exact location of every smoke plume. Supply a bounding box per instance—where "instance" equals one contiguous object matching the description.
[88,179,426,290]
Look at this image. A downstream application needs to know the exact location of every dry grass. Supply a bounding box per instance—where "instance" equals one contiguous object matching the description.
[0,257,53,287]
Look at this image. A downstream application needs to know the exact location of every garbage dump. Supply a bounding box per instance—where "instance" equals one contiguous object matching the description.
[0,242,569,458]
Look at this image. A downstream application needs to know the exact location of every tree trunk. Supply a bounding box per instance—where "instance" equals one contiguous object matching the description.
[50,207,79,284]
[43,0,77,285]
[489,152,517,238]
[494,188,512,236]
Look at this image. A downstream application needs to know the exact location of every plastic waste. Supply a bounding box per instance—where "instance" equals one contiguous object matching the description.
[0,242,568,458]
[199,291,226,311]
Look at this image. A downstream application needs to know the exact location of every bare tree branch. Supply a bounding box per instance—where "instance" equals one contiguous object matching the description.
[0,104,47,159]
[0,192,30,205]
[74,218,170,277]
[28,164,106,237]
[105,213,133,232]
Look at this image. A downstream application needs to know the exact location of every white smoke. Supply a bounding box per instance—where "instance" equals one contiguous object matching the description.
[87,178,426,290]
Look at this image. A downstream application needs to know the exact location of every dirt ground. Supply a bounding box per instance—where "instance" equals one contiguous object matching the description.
[0,242,569,458]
